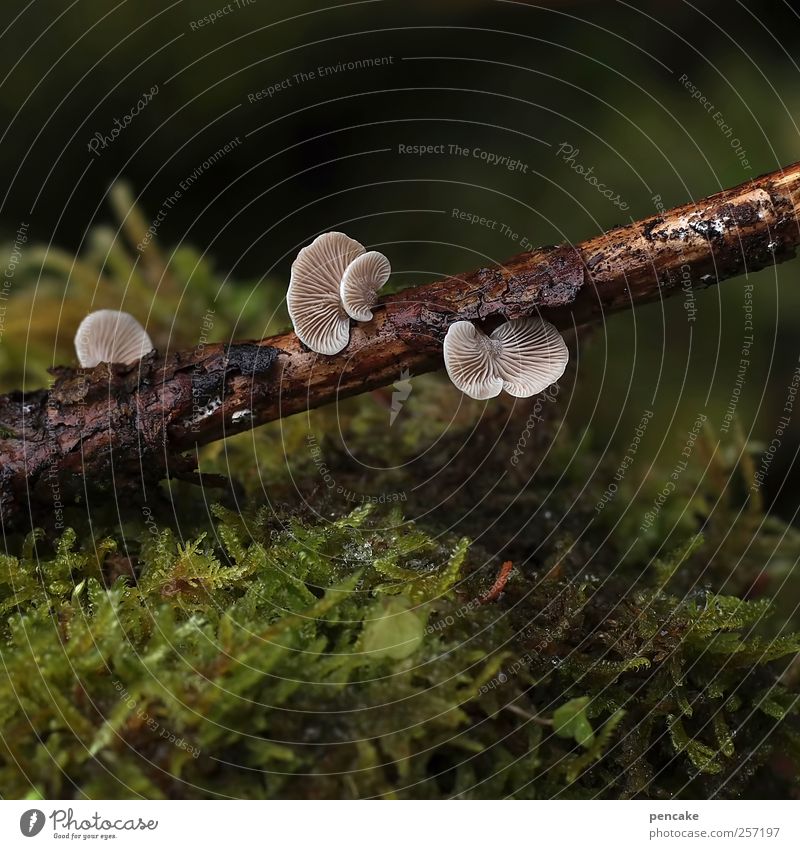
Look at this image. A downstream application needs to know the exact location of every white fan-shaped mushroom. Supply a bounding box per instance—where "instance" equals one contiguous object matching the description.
[287,231,364,355]
[490,316,569,397]
[443,317,568,399]
[74,310,154,367]
[443,321,504,400]
[340,250,391,322]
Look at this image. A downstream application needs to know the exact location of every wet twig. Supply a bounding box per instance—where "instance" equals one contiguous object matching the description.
[2,162,800,529]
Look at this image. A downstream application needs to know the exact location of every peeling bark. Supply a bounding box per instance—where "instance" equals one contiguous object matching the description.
[2,162,800,529]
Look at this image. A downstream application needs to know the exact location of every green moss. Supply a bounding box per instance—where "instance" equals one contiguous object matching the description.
[1,190,799,799]
[1,467,799,798]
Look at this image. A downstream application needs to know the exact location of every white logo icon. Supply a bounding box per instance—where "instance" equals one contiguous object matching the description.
[390,370,412,426]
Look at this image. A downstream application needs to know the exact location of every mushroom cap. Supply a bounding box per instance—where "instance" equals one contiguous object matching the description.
[74,309,154,368]
[287,231,364,355]
[443,317,568,399]
[443,321,504,400]
[340,250,391,322]
[490,316,569,397]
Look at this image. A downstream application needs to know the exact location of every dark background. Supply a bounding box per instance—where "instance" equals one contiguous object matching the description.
[2,0,800,517]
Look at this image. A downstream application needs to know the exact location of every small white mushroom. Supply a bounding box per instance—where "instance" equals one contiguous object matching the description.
[443,317,568,400]
[442,321,504,400]
[340,250,391,322]
[287,231,365,355]
[489,316,569,397]
[74,309,154,367]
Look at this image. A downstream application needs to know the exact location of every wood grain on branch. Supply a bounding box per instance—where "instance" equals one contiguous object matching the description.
[2,162,800,529]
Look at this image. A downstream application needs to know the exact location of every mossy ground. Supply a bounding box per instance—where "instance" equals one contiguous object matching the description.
[1,188,799,799]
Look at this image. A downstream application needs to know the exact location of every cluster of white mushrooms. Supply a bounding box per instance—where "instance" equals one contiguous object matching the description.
[71,234,569,401]
[288,231,569,399]
[287,231,392,356]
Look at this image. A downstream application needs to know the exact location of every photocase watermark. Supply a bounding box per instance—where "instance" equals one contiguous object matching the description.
[555,143,630,211]
[640,412,707,531]
[477,618,571,695]
[390,369,412,426]
[752,357,800,492]
[510,383,561,466]
[720,282,754,434]
[478,651,536,695]
[340,487,406,505]
[190,309,217,433]
[137,138,242,252]
[247,56,394,102]
[306,432,406,503]
[43,369,87,529]
[678,73,752,170]
[0,221,29,345]
[398,141,529,173]
[19,809,45,837]
[141,504,161,537]
[651,194,698,323]
[20,807,158,836]
[425,596,484,636]
[596,408,654,512]
[112,678,200,759]
[189,0,256,31]
[678,262,697,322]
[451,207,538,251]
[452,207,501,232]
[87,85,159,157]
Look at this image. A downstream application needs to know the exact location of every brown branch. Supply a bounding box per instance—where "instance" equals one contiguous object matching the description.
[2,162,800,530]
